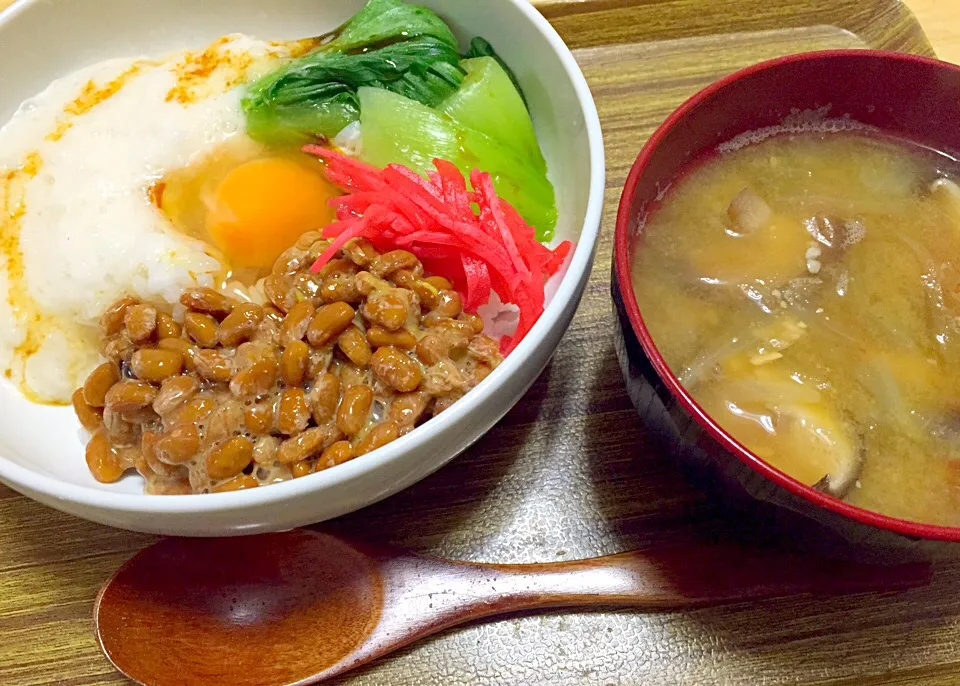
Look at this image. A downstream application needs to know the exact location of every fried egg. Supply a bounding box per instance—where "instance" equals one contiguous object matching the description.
[0,34,336,404]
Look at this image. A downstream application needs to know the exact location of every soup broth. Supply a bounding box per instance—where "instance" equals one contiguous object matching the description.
[632,131,960,526]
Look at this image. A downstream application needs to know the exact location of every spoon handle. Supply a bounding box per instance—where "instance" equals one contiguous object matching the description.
[476,543,931,612]
[368,540,931,647]
[317,537,932,682]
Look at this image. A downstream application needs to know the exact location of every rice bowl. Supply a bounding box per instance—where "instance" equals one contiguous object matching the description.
[0,0,604,534]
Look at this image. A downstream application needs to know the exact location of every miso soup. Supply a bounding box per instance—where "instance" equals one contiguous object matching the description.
[632,130,960,526]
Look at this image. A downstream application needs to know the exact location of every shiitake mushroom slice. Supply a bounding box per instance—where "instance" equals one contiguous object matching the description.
[811,440,865,499]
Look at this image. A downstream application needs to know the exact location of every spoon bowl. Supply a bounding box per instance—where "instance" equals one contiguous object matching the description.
[95,530,932,685]
[96,532,382,684]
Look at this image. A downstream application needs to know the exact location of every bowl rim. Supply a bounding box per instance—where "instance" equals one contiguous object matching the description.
[614,48,960,543]
[0,0,606,516]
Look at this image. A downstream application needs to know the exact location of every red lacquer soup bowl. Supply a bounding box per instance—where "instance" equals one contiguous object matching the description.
[612,50,960,561]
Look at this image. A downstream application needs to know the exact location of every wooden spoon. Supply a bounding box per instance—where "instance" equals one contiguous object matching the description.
[94,529,931,685]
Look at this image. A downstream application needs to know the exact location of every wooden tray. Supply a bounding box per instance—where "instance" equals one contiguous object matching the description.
[1,1,957,684]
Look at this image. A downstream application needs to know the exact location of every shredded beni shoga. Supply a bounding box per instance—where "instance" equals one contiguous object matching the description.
[304,147,573,353]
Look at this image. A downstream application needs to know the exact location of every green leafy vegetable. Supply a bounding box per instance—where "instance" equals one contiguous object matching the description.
[243,36,464,144]
[440,57,543,170]
[358,61,557,240]
[455,124,557,239]
[241,0,556,238]
[358,86,459,172]
[463,37,527,107]
[322,0,458,54]
[242,0,464,144]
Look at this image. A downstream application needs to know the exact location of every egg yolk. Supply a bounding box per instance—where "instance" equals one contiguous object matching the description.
[206,157,337,269]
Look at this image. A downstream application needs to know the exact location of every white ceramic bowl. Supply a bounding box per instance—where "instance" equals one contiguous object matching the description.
[0,0,604,535]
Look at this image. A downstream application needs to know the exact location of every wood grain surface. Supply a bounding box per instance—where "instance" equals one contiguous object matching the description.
[0,1,958,685]
[91,532,933,685]
[909,0,960,64]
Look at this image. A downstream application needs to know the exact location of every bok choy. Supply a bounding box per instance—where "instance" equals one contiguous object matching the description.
[322,0,458,54]
[463,37,527,107]
[242,0,464,144]
[241,0,556,238]
[359,57,557,240]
